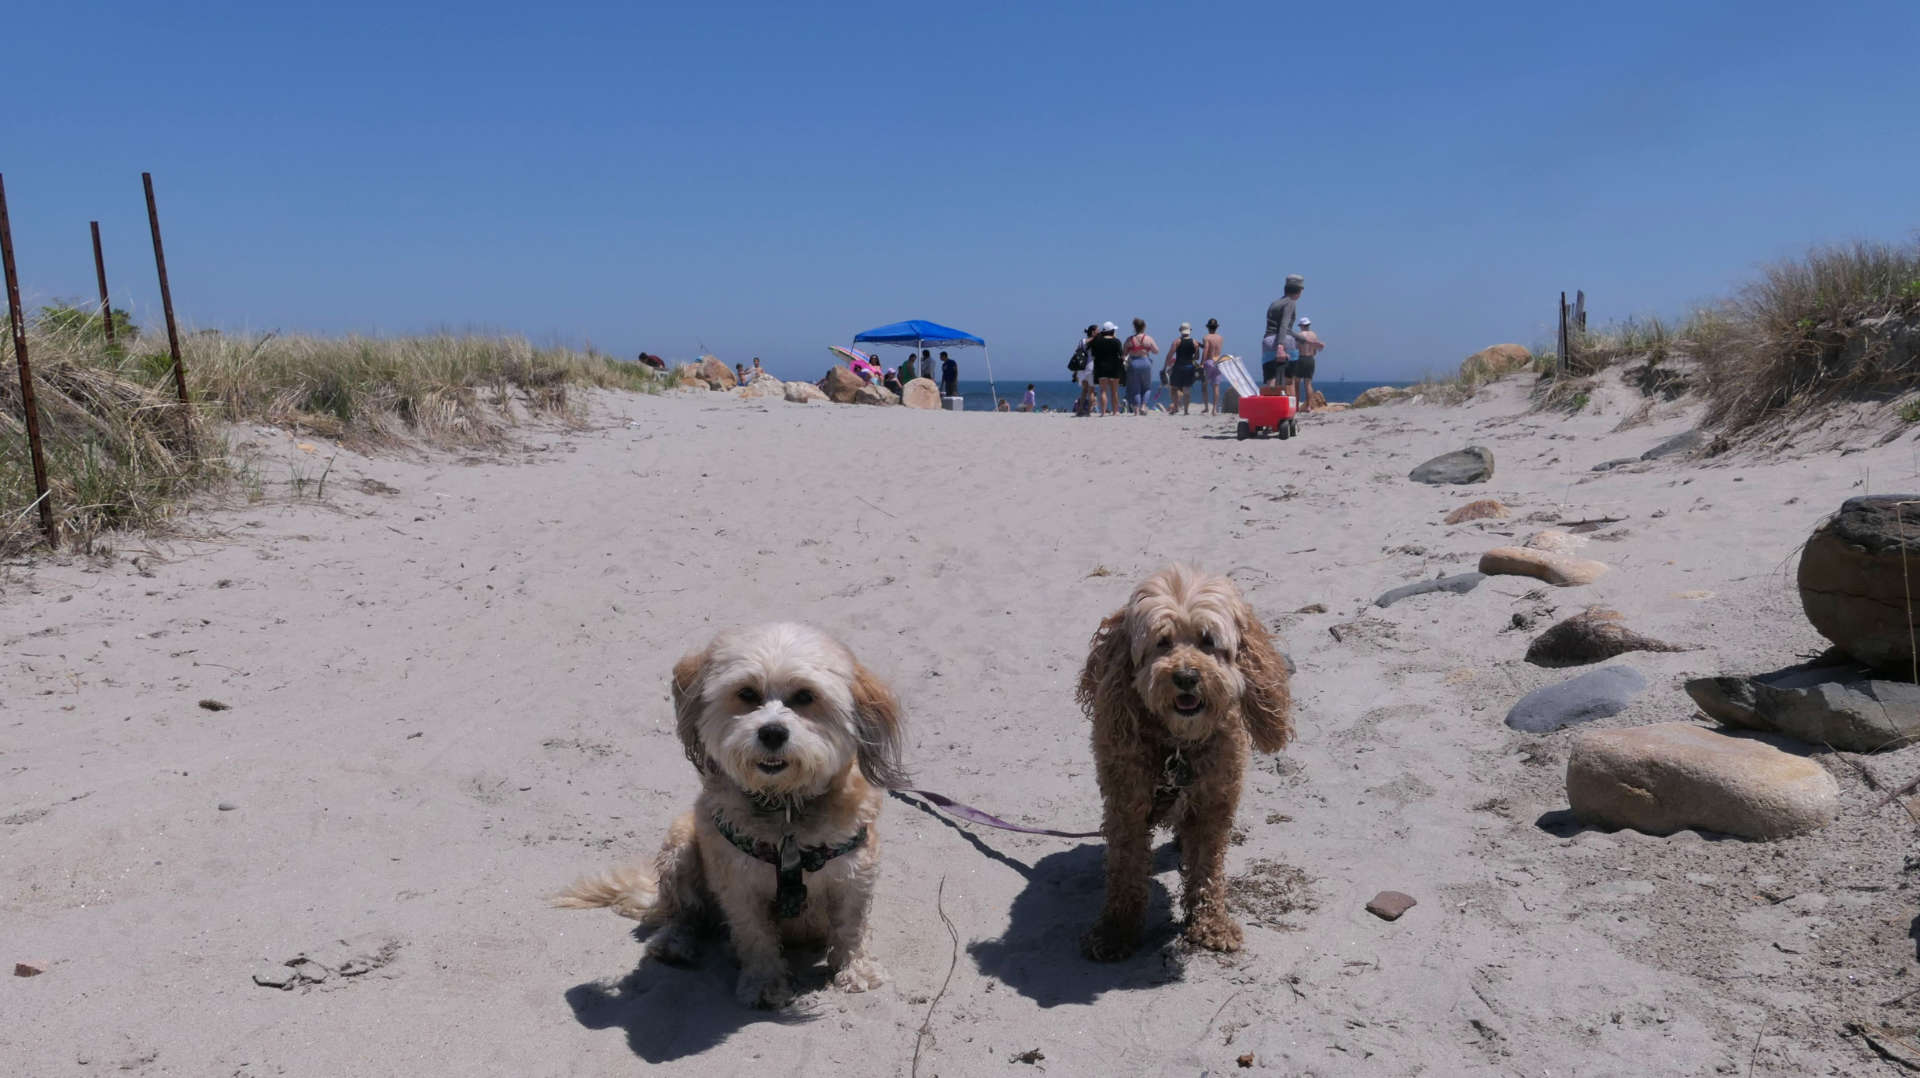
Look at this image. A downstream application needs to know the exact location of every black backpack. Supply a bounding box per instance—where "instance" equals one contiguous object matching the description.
[1068,341,1088,372]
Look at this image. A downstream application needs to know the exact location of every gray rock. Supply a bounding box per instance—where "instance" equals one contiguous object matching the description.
[1506,666,1648,733]
[1409,446,1494,484]
[1526,607,1690,667]
[1798,495,1920,678]
[217,802,237,812]
[1591,457,1639,473]
[1375,572,1487,608]
[1365,891,1417,921]
[1686,659,1920,753]
[1640,429,1702,461]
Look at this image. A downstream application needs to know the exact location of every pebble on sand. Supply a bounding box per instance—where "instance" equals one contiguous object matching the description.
[15,962,45,977]
[1444,498,1509,524]
[1366,891,1417,921]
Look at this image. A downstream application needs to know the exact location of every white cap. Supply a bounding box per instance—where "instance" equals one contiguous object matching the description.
[1179,322,1192,335]
[1101,320,1117,332]
[1298,317,1311,326]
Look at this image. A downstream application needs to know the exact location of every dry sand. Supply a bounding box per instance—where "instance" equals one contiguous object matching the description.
[4,377,1919,1076]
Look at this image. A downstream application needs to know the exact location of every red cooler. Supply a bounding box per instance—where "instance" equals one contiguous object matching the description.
[1236,391,1300,440]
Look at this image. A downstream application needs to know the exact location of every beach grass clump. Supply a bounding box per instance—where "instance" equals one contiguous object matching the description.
[3,320,671,553]
[1697,238,1920,431]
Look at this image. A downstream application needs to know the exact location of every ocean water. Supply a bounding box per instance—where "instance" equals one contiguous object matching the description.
[950,379,1412,412]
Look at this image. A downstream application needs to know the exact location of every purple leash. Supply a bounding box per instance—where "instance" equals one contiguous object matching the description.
[895,788,1101,840]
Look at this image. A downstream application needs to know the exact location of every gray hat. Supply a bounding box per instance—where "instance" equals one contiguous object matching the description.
[1285,273,1305,288]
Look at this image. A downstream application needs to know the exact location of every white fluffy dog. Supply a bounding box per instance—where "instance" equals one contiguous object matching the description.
[555,623,905,1009]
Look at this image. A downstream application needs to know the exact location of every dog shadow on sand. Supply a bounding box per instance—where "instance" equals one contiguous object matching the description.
[563,929,822,1063]
[894,796,1187,1008]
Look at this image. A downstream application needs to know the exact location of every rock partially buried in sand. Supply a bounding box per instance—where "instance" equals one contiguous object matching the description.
[1479,547,1609,587]
[1409,446,1494,484]
[1523,529,1587,555]
[736,377,785,400]
[1444,499,1509,524]
[1365,891,1417,921]
[1351,385,1410,409]
[1505,665,1647,733]
[1526,607,1690,667]
[784,381,827,404]
[852,383,898,406]
[1797,495,1920,678]
[1640,429,1702,462]
[1375,572,1486,608]
[901,378,941,410]
[822,366,866,403]
[1686,659,1920,753]
[1566,724,1840,839]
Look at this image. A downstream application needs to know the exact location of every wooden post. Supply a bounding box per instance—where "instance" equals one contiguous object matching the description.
[90,221,114,348]
[1557,291,1568,378]
[142,172,192,450]
[1574,290,1587,333]
[0,174,58,547]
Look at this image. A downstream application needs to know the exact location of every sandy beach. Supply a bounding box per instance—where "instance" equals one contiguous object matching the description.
[4,377,1918,1076]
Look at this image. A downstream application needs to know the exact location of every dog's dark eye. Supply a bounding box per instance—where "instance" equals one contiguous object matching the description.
[1157,637,1171,651]
[786,689,814,708]
[736,686,763,706]
[1200,632,1215,649]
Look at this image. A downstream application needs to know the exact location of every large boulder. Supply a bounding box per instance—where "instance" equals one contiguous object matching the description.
[1566,724,1840,839]
[1686,658,1920,753]
[1375,572,1485,608]
[901,378,941,410]
[822,365,866,403]
[1798,495,1920,678]
[1445,499,1510,524]
[696,356,737,390]
[1409,446,1493,484]
[783,381,827,404]
[1459,343,1532,383]
[736,376,785,400]
[1526,607,1690,667]
[851,383,898,406]
[1352,385,1410,409]
[1309,390,1328,409]
[1479,547,1609,587]
[1506,665,1648,733]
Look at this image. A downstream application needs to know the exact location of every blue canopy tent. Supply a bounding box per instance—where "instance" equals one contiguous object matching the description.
[851,319,997,408]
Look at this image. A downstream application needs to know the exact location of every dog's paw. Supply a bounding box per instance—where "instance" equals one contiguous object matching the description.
[831,955,888,993]
[734,972,794,1010]
[1182,912,1244,953]
[1080,922,1140,963]
[644,924,698,967]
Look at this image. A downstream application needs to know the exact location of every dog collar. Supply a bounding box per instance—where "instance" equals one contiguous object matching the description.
[711,812,868,920]
[1152,747,1197,805]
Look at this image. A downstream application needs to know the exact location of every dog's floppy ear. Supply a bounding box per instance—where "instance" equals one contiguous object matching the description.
[1078,607,1143,739]
[671,644,713,772]
[1234,603,1294,753]
[849,659,908,788]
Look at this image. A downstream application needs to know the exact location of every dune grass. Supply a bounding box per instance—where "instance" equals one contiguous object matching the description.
[3,318,674,554]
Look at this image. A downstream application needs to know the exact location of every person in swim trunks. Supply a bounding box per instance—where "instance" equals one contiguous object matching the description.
[1164,322,1201,415]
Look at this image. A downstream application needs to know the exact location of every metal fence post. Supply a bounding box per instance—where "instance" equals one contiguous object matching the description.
[0,174,59,547]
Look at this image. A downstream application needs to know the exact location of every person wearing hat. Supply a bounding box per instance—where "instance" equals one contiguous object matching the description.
[1163,321,1202,415]
[1088,321,1125,416]
[1263,274,1306,387]
[1200,318,1225,414]
[1292,317,1325,411]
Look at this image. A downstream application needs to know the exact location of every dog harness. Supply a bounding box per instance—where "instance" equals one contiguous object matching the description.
[712,812,867,920]
[1151,747,1197,812]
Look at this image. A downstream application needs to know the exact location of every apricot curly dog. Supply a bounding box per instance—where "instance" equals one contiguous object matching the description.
[1078,564,1293,960]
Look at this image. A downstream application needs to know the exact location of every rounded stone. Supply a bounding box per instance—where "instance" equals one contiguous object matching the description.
[1567,724,1840,840]
[1797,495,1920,679]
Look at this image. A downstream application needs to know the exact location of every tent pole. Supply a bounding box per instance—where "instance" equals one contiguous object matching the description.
[983,346,998,410]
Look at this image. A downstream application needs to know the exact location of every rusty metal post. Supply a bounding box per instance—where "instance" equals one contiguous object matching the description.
[0,174,58,547]
[142,173,191,429]
[90,220,115,348]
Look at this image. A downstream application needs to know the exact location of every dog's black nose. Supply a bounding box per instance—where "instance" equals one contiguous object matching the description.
[1172,669,1200,691]
[757,723,789,750]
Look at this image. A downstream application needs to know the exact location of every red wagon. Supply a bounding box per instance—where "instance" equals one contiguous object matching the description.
[1236,391,1299,440]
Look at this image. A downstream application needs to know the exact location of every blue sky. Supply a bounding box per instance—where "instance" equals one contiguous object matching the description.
[6,0,1916,382]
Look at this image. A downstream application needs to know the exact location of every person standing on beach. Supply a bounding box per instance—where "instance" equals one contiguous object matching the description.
[1069,325,1095,384]
[921,350,934,385]
[1200,318,1224,414]
[1263,274,1305,387]
[940,351,958,398]
[1089,321,1124,415]
[1123,318,1157,415]
[1164,322,1200,415]
[1292,317,1325,412]
[1020,383,1037,412]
